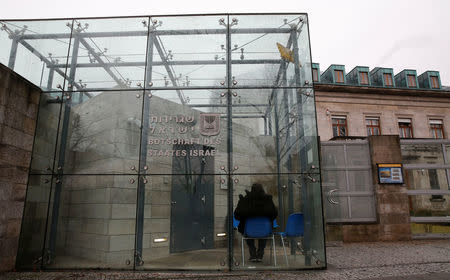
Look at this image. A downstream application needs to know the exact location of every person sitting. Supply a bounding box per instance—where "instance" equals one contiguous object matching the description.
[234,183,278,262]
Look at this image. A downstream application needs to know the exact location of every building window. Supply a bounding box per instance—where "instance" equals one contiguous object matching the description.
[407,74,417,87]
[430,76,439,89]
[312,68,319,82]
[332,116,347,137]
[383,73,393,86]
[398,118,413,138]
[429,119,444,139]
[359,72,369,85]
[366,117,381,136]
[334,70,344,83]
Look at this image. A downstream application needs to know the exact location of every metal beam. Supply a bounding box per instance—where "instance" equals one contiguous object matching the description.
[18,39,84,91]
[8,38,18,69]
[47,36,80,262]
[51,59,283,68]
[153,35,185,104]
[19,27,291,40]
[78,37,125,87]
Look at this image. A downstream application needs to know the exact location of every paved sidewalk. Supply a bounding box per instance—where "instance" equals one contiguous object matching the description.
[1,240,450,279]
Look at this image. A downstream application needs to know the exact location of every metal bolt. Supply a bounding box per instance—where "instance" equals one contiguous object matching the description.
[56,179,61,184]
[130,166,136,171]
[143,178,148,184]
[148,82,153,87]
[233,80,237,85]
[304,80,309,85]
[234,178,239,183]
[220,166,226,170]
[144,165,148,170]
[148,93,152,98]
[232,92,238,97]
[233,165,239,170]
[66,95,71,100]
[220,81,225,86]
[129,178,135,184]
[220,92,226,97]
[221,179,225,184]
[136,94,140,98]
[57,166,62,170]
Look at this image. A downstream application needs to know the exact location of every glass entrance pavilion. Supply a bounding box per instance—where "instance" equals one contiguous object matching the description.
[0,13,326,270]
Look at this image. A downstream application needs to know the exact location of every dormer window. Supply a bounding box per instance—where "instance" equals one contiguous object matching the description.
[383,73,393,86]
[312,68,319,82]
[430,76,439,89]
[359,72,369,85]
[407,74,416,87]
[334,70,344,83]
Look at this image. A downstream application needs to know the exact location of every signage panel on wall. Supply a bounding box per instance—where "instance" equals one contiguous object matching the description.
[377,163,404,184]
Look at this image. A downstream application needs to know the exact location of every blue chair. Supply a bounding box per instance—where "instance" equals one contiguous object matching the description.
[277,213,304,265]
[241,217,277,266]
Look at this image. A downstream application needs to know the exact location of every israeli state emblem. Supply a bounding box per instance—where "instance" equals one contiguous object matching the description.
[200,113,220,136]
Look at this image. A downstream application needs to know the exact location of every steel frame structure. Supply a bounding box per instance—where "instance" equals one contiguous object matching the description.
[2,14,326,271]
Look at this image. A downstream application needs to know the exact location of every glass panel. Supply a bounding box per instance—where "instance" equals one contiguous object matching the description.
[232,173,325,270]
[320,144,345,167]
[349,196,376,219]
[43,175,137,269]
[0,20,72,91]
[143,89,227,174]
[348,170,372,191]
[322,170,346,191]
[401,144,444,164]
[56,90,143,174]
[146,15,227,89]
[67,17,148,91]
[232,88,318,174]
[30,92,62,174]
[411,222,450,236]
[16,175,52,269]
[230,14,312,87]
[138,175,226,270]
[407,169,449,191]
[346,144,371,167]
[409,194,450,217]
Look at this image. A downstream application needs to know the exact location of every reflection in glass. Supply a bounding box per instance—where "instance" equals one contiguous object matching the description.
[232,174,325,269]
[138,175,226,270]
[30,93,62,174]
[0,20,72,91]
[56,91,143,174]
[401,144,444,164]
[43,175,137,269]
[16,175,52,269]
[13,14,324,271]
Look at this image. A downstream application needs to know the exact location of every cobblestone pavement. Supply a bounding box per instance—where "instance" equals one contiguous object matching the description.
[1,240,450,280]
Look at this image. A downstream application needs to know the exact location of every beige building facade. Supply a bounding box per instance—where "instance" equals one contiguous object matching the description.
[315,84,450,141]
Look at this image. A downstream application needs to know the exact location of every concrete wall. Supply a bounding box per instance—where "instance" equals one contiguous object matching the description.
[0,63,41,271]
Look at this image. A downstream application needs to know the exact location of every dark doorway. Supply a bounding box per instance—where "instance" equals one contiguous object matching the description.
[170,144,215,253]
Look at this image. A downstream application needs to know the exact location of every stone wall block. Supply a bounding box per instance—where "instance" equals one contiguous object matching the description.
[0,126,34,152]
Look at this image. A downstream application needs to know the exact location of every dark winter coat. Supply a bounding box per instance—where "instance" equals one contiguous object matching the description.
[234,189,278,234]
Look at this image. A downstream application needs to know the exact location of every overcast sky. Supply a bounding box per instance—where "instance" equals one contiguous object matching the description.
[1,0,450,85]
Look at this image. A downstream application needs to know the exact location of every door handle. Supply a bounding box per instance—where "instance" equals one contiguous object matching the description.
[171,201,177,205]
[326,189,339,205]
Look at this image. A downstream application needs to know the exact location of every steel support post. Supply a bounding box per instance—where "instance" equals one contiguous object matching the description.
[226,16,234,269]
[47,67,55,91]
[153,36,185,104]
[135,28,154,267]
[8,38,19,69]
[47,35,80,261]
[291,28,311,265]
[273,76,284,229]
